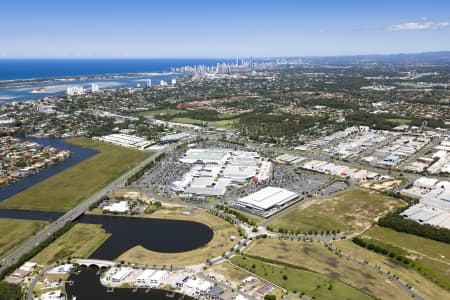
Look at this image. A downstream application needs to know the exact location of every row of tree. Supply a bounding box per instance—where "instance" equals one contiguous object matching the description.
[352,237,411,265]
[378,210,450,244]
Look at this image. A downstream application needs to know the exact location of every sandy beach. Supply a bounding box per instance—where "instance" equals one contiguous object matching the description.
[31,85,68,94]
[0,95,17,100]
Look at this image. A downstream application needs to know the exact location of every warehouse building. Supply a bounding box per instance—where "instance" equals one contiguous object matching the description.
[400,178,450,229]
[235,187,299,214]
[94,134,153,150]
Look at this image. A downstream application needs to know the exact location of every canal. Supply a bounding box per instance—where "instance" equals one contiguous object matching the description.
[0,137,98,202]
[66,267,194,300]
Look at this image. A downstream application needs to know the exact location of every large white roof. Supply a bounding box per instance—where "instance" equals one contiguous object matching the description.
[180,148,230,164]
[236,187,298,211]
[414,177,439,188]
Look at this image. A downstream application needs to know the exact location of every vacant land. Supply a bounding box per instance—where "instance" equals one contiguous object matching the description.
[270,189,406,233]
[244,238,411,299]
[118,208,239,267]
[365,226,450,264]
[1,138,151,211]
[0,218,47,259]
[32,223,110,265]
[206,262,284,299]
[231,255,373,300]
[334,240,449,299]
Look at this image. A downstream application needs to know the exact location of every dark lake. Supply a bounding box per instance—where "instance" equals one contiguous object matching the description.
[0,209,214,259]
[0,137,98,202]
[80,214,214,259]
[66,267,194,300]
[0,210,213,299]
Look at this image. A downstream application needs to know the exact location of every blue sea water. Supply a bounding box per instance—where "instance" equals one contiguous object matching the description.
[0,58,231,103]
[0,58,227,81]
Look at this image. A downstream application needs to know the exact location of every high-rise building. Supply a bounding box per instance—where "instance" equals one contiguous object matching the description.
[67,86,84,96]
[146,79,152,87]
[91,83,99,92]
[171,79,177,85]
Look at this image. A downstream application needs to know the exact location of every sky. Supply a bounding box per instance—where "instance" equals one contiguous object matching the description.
[1,0,449,58]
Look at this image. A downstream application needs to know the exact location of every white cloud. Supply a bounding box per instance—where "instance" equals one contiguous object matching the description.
[386,20,449,31]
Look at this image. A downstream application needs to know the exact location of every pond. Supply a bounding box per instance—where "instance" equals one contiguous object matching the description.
[80,214,214,259]
[0,209,214,259]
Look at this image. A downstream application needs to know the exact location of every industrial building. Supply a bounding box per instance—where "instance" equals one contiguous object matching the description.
[160,132,190,144]
[400,177,450,229]
[275,154,306,165]
[302,160,384,181]
[235,187,298,213]
[93,134,154,150]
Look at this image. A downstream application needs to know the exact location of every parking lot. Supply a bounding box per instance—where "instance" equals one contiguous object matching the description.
[130,140,347,218]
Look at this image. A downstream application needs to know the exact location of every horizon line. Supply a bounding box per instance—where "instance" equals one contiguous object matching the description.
[1,50,450,60]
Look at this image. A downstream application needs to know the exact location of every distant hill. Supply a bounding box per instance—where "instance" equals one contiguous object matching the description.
[297,51,450,65]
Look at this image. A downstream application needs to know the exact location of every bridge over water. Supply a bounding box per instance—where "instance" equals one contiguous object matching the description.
[71,258,116,268]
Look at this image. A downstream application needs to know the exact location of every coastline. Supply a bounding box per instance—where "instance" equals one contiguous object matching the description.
[0,72,179,103]
[0,71,175,86]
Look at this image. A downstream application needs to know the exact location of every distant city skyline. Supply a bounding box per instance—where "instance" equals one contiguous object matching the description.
[1,0,449,58]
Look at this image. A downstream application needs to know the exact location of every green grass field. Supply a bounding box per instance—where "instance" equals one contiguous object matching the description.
[270,189,406,234]
[137,108,185,117]
[230,255,373,300]
[365,226,450,290]
[386,118,412,125]
[0,137,151,212]
[333,240,449,299]
[32,223,110,265]
[414,257,450,290]
[365,226,450,264]
[0,218,47,259]
[244,238,411,300]
[170,117,239,129]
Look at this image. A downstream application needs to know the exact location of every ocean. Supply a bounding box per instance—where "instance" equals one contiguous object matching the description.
[0,58,231,103]
[0,58,227,81]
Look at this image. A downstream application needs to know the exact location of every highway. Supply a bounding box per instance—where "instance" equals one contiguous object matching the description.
[0,149,165,276]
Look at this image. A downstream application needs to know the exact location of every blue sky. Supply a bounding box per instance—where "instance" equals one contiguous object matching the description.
[1,0,449,58]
